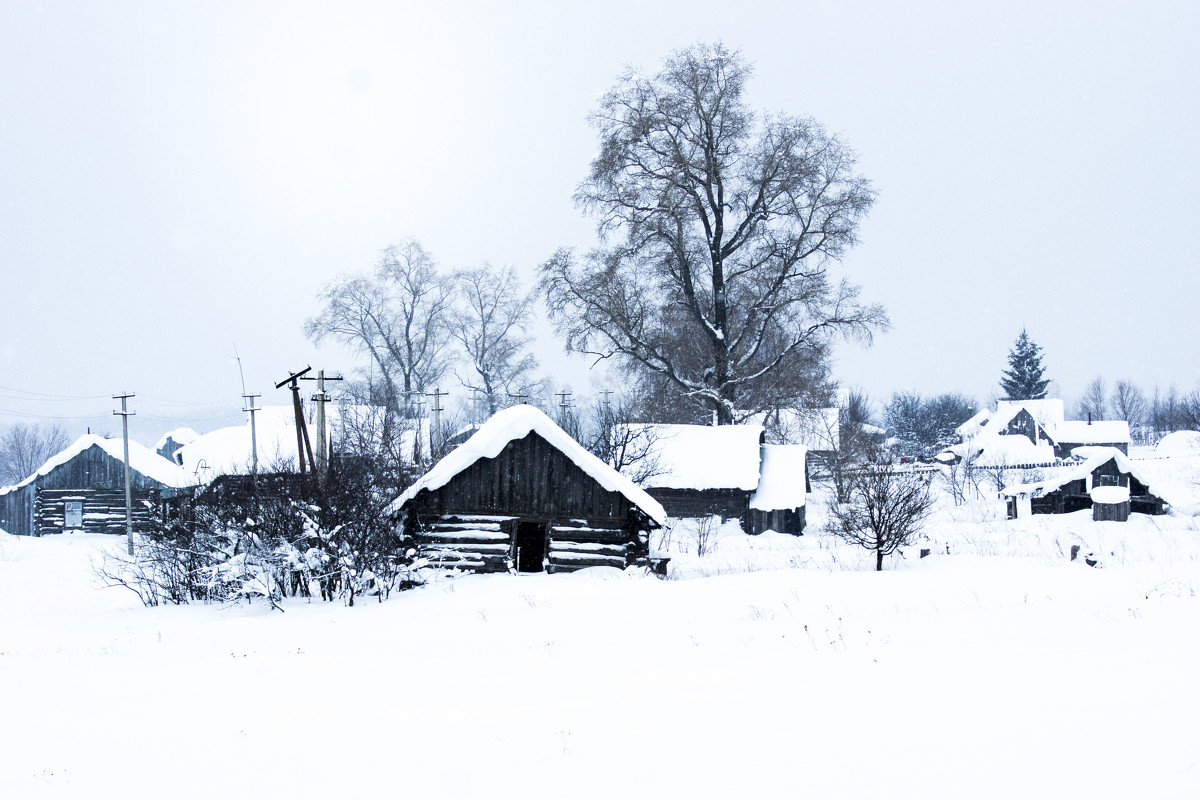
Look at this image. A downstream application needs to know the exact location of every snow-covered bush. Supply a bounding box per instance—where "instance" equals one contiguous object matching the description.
[97,456,421,608]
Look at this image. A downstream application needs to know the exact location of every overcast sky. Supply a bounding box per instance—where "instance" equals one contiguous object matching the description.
[1,0,1197,444]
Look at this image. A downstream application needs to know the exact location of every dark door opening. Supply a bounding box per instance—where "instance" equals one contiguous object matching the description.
[514,521,547,573]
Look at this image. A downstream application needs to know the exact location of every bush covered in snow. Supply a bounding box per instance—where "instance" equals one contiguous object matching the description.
[97,457,420,608]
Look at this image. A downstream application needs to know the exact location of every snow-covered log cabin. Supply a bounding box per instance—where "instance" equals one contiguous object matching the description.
[0,434,193,537]
[387,405,666,574]
[1001,447,1168,519]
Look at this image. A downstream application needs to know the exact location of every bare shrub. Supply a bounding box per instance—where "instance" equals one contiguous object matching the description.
[825,465,935,571]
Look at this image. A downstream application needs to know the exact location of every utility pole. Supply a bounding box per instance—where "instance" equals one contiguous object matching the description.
[555,389,573,427]
[276,367,315,478]
[426,386,449,456]
[507,391,529,407]
[301,369,344,484]
[113,392,135,556]
[405,392,427,464]
[242,392,261,476]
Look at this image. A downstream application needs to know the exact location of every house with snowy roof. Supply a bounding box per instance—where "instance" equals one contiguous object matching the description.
[1001,446,1169,520]
[627,423,808,534]
[946,399,1130,466]
[0,434,193,537]
[388,405,666,574]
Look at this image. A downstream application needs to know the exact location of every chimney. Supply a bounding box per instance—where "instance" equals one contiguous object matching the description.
[1087,412,1092,425]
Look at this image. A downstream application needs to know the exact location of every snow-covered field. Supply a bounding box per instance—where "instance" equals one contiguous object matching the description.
[3,477,1200,798]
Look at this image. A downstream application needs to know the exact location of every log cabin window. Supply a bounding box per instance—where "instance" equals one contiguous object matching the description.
[64,500,83,529]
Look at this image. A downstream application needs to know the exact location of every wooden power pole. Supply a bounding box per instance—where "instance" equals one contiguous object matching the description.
[301,369,343,484]
[113,392,135,555]
[276,367,315,478]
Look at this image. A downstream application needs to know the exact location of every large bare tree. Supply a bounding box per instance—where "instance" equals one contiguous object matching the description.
[305,239,454,412]
[0,423,70,486]
[540,42,886,424]
[450,264,543,417]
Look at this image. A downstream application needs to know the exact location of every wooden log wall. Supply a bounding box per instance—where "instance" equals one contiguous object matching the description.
[546,518,639,573]
[646,487,749,522]
[410,513,516,573]
[35,488,160,536]
[406,513,650,574]
[745,506,805,536]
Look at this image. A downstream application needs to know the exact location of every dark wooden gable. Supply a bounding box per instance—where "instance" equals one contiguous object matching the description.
[1001,409,1055,447]
[39,443,174,492]
[410,430,634,522]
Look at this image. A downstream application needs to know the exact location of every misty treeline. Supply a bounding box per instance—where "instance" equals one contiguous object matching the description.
[0,422,70,486]
[1071,376,1200,443]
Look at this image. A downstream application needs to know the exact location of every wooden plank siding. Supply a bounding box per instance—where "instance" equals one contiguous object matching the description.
[399,431,655,574]
[645,487,749,523]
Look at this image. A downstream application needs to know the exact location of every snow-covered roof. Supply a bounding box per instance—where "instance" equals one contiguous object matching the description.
[953,399,1066,466]
[955,408,992,438]
[0,434,193,495]
[749,444,807,510]
[1054,420,1130,445]
[388,405,666,526]
[1155,430,1200,457]
[1001,446,1167,501]
[176,420,303,480]
[996,398,1065,427]
[153,427,198,453]
[972,434,1055,466]
[630,423,764,491]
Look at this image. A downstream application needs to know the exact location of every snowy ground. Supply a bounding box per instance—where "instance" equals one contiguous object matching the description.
[3,475,1200,798]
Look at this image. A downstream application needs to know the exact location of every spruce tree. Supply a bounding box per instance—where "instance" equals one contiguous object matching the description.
[999,329,1050,400]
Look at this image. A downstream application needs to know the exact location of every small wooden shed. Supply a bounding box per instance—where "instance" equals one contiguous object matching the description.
[0,435,193,537]
[746,444,808,535]
[1002,447,1167,520]
[388,405,666,574]
[629,423,765,521]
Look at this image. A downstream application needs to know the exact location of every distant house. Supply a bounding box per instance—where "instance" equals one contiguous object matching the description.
[629,423,808,534]
[1053,420,1131,457]
[0,435,193,537]
[1001,446,1168,520]
[946,399,1130,466]
[154,427,198,463]
[388,405,666,574]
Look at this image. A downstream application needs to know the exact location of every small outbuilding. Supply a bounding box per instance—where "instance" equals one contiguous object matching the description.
[0,434,193,537]
[626,423,808,534]
[631,423,766,521]
[746,444,808,535]
[388,405,666,574]
[1002,447,1168,519]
